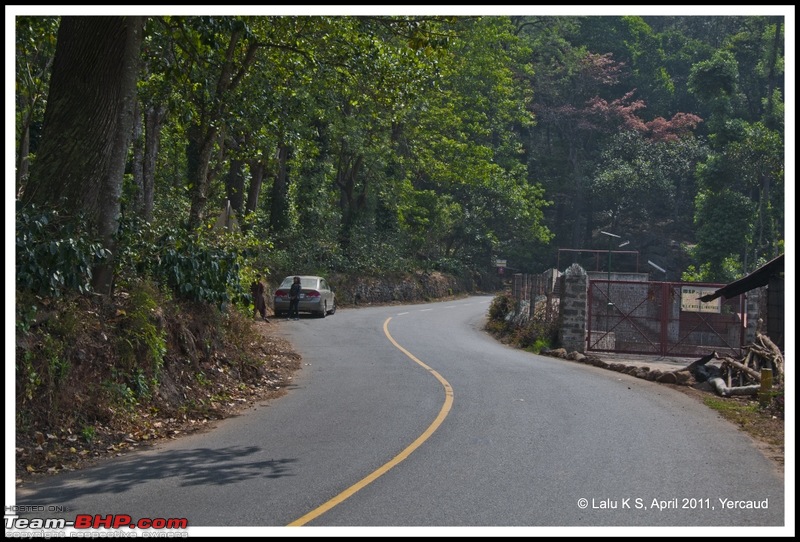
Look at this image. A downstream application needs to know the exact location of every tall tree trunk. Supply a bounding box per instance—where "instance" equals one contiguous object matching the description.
[187,123,219,230]
[16,110,32,191]
[764,17,782,131]
[226,157,246,216]
[269,141,291,232]
[143,104,167,222]
[334,148,365,248]
[130,98,144,215]
[21,15,144,295]
[245,160,265,214]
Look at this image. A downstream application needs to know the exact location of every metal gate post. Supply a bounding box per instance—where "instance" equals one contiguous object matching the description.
[586,281,594,351]
[660,282,670,356]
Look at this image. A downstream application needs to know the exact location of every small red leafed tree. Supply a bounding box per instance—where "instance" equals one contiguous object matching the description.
[587,90,702,142]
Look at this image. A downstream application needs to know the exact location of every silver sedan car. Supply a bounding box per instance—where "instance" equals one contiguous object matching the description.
[273,275,336,318]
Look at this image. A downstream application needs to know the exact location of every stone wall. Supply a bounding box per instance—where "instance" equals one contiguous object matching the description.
[329,271,475,306]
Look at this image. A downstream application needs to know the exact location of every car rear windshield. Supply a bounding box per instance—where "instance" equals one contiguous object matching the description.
[280,277,319,289]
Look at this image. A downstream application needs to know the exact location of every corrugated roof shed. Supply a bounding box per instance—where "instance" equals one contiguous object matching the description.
[699,254,785,302]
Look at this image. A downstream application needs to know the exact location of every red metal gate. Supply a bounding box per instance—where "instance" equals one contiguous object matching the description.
[587,280,746,357]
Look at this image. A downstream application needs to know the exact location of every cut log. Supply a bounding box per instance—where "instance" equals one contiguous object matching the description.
[708,378,760,397]
[757,332,783,357]
[720,357,761,382]
[743,350,754,371]
[757,333,784,378]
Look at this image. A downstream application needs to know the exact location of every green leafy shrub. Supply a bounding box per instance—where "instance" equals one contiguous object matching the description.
[485,291,560,351]
[15,295,85,425]
[115,280,167,393]
[81,425,96,443]
[488,291,514,321]
[101,375,138,413]
[515,318,559,352]
[16,203,109,297]
[485,291,515,335]
[18,350,41,402]
[115,216,257,308]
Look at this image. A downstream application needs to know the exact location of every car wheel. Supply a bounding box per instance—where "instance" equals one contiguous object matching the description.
[327,303,336,315]
[317,301,327,318]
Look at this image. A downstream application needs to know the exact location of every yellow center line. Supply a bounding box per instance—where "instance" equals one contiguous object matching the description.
[287,316,454,526]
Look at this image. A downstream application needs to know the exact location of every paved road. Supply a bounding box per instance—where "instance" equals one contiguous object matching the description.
[13,296,787,535]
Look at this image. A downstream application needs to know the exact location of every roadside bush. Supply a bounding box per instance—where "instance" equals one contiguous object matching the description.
[15,293,90,426]
[115,216,259,309]
[514,318,559,353]
[16,203,109,298]
[485,291,515,335]
[488,291,514,321]
[485,291,560,351]
[115,280,167,395]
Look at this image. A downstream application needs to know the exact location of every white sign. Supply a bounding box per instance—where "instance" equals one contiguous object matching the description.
[495,259,507,268]
[680,286,721,313]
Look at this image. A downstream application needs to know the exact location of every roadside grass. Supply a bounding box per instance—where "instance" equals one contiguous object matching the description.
[703,395,784,449]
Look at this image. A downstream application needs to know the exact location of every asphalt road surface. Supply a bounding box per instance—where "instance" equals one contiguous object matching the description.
[12,296,788,535]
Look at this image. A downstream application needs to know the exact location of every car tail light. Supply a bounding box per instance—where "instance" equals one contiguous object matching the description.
[305,290,320,298]
[275,289,288,298]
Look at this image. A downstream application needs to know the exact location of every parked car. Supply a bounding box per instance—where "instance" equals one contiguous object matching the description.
[273,275,336,318]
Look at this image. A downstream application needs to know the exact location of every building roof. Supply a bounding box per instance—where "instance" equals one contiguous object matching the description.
[698,254,785,302]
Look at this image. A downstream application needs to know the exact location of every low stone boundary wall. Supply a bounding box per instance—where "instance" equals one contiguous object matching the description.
[327,271,476,306]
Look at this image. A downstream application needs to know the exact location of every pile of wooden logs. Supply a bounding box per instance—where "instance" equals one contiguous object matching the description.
[687,333,784,397]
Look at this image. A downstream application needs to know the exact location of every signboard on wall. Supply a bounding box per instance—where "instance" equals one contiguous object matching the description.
[680,286,722,313]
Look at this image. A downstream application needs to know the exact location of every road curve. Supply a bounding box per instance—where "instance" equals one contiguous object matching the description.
[14,296,787,535]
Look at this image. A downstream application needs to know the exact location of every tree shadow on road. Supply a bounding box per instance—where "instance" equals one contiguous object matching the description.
[16,445,297,506]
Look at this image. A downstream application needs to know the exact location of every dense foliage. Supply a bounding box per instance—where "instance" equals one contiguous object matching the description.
[15,14,785,301]
[16,204,110,298]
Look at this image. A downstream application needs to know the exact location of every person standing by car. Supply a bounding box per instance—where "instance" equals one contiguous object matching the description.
[288,276,302,320]
[251,274,269,321]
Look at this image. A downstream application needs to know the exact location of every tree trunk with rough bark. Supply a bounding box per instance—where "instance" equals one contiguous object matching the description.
[16,111,32,190]
[187,123,219,230]
[226,157,246,215]
[21,15,144,295]
[142,104,167,222]
[130,98,144,214]
[245,160,265,215]
[269,142,291,232]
